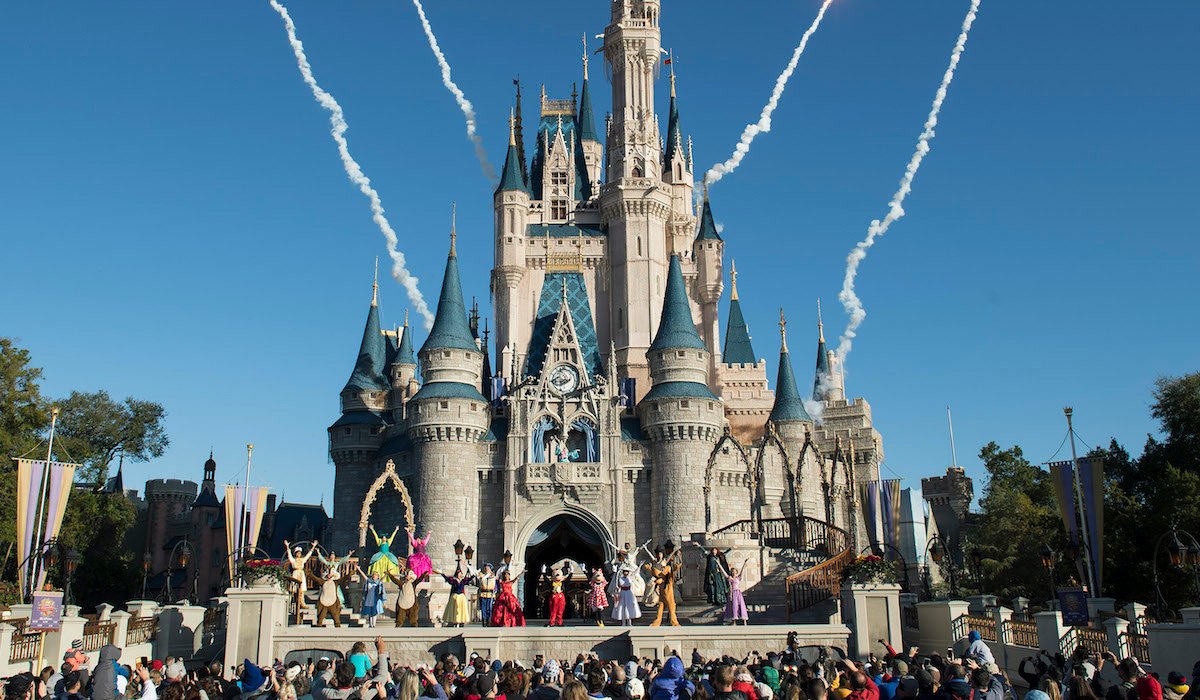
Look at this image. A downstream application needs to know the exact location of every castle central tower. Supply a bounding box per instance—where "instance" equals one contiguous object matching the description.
[602,0,673,389]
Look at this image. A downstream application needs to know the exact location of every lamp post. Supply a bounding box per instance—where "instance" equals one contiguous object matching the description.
[1153,525,1200,616]
[162,539,192,604]
[141,553,152,600]
[464,545,475,572]
[860,543,909,591]
[1039,544,1058,605]
[63,549,81,607]
[970,549,984,592]
[453,539,465,571]
[924,535,958,599]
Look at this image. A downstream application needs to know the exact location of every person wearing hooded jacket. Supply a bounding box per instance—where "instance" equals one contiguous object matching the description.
[650,658,694,700]
[965,633,995,668]
[90,645,121,700]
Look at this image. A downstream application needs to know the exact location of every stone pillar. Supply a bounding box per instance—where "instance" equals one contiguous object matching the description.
[126,601,159,619]
[968,595,997,614]
[1180,607,1200,624]
[95,604,114,621]
[1102,616,1128,658]
[1087,597,1116,620]
[916,599,970,658]
[223,585,289,668]
[44,610,87,666]
[1012,597,1030,619]
[1123,603,1148,631]
[1035,611,1067,654]
[110,611,132,648]
[841,583,901,661]
[0,623,16,673]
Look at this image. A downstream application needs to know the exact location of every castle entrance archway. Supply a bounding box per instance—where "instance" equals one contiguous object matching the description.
[515,508,613,619]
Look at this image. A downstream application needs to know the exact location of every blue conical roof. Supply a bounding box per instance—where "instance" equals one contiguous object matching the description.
[664,91,683,168]
[496,139,529,195]
[650,255,706,351]
[723,297,756,364]
[772,348,812,423]
[343,302,389,393]
[578,78,598,143]
[420,247,478,353]
[397,319,415,365]
[814,330,830,401]
[696,197,721,241]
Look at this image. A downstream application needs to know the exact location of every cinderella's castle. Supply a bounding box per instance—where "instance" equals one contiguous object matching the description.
[327,0,884,614]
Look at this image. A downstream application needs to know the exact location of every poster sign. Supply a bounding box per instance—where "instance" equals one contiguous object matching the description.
[1058,586,1090,626]
[29,590,63,631]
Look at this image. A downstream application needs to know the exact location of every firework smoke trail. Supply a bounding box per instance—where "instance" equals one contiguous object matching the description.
[703,0,834,187]
[268,0,434,329]
[410,0,495,180]
[836,0,981,362]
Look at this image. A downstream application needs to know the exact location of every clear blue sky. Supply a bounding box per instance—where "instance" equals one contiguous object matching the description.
[2,1,1197,507]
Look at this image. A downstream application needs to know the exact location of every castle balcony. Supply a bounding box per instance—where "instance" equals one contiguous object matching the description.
[521,461,604,492]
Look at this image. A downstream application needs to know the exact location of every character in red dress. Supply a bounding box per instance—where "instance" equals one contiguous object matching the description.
[586,567,609,626]
[490,567,526,627]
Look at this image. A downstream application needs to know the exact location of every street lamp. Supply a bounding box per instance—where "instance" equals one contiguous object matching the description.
[1153,525,1200,616]
[453,539,465,570]
[63,549,81,606]
[1040,544,1058,604]
[141,553,152,600]
[923,535,958,599]
[860,543,909,591]
[464,545,475,566]
[162,539,193,603]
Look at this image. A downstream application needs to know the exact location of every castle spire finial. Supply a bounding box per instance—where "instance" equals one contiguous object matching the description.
[817,298,825,342]
[449,202,457,257]
[404,308,409,327]
[730,260,739,301]
[779,308,789,352]
[582,34,590,80]
[508,108,516,146]
[372,256,379,307]
[668,49,676,98]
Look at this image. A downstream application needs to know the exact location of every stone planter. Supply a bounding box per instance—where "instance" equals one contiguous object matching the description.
[840,582,901,661]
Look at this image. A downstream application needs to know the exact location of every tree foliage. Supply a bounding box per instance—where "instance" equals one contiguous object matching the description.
[56,390,169,485]
[0,338,168,609]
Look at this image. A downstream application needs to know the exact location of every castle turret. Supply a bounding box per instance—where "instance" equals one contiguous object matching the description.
[692,192,724,383]
[813,302,845,403]
[769,311,814,441]
[494,113,531,381]
[409,229,489,552]
[664,63,697,258]
[578,43,603,189]
[338,272,389,413]
[390,311,420,413]
[638,255,722,544]
[716,260,775,443]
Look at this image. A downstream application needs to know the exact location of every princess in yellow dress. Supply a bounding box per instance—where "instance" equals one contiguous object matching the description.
[367,525,401,578]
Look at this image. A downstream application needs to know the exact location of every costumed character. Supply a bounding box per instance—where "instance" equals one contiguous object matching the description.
[647,541,682,627]
[586,567,609,626]
[476,563,497,625]
[544,564,568,626]
[367,525,401,578]
[316,549,354,605]
[491,566,526,627]
[435,566,476,627]
[721,558,752,624]
[641,547,663,609]
[283,541,317,611]
[406,528,434,582]
[315,567,342,627]
[387,567,420,627]
[608,564,643,626]
[692,543,731,606]
[356,566,387,628]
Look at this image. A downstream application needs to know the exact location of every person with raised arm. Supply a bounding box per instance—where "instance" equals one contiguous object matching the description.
[406,527,434,582]
[491,563,527,626]
[284,541,319,613]
[720,557,752,625]
[367,525,401,579]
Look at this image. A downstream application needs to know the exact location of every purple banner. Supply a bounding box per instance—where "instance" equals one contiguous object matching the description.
[30,590,63,631]
[1076,457,1105,592]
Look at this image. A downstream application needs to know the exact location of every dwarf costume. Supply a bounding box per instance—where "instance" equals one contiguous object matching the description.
[388,568,420,627]
[315,568,342,627]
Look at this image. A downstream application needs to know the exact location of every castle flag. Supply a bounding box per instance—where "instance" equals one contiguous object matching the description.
[224,484,271,583]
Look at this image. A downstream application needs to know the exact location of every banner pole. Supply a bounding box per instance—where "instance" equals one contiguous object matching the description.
[1064,407,1097,598]
[27,408,59,602]
[240,444,253,574]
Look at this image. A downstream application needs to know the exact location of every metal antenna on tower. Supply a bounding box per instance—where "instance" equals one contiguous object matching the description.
[946,406,959,469]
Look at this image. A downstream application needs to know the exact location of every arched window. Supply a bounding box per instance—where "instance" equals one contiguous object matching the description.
[568,417,600,462]
[631,165,643,178]
[530,416,559,462]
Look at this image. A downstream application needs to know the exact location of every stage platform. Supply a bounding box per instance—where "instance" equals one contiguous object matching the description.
[271,623,851,666]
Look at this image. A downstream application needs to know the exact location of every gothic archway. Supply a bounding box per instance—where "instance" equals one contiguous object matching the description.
[358,460,415,548]
[705,428,753,532]
[511,504,615,618]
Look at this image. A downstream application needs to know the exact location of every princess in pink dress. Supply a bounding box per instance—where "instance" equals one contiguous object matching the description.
[406,528,433,582]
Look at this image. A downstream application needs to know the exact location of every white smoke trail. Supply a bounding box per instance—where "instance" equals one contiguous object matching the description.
[268,0,435,330]
[410,0,496,181]
[836,0,981,362]
[703,0,834,187]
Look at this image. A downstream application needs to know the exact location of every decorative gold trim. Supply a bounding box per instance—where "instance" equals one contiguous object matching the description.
[357,459,415,548]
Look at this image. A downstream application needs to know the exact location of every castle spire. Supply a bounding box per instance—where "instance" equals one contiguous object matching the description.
[814,300,831,400]
[497,110,530,195]
[397,309,415,366]
[770,310,812,423]
[342,272,389,395]
[450,202,457,257]
[663,53,684,170]
[730,259,739,301]
[420,225,478,353]
[723,260,757,365]
[696,185,721,241]
[650,255,706,351]
[817,298,825,342]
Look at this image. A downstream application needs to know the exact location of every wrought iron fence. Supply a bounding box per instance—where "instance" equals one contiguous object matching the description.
[126,616,157,645]
[1060,626,1108,656]
[1004,619,1039,648]
[81,619,116,651]
[8,619,41,663]
[1121,631,1150,663]
[963,615,998,642]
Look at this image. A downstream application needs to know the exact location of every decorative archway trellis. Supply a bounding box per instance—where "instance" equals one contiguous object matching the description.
[756,423,797,529]
[704,427,754,533]
[358,459,415,548]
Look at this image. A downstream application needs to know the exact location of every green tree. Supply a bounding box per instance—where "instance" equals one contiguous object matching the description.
[55,390,169,485]
[0,339,50,584]
[968,442,1066,600]
[56,490,138,608]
